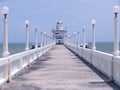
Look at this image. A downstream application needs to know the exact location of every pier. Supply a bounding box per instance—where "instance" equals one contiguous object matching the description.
[0,45,120,90]
[0,4,120,90]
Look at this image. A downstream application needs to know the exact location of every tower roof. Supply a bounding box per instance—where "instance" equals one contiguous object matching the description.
[56,21,63,30]
[57,21,62,24]
[52,21,67,31]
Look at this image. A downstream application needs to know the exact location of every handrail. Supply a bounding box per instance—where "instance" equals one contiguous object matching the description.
[0,41,55,85]
[64,41,120,86]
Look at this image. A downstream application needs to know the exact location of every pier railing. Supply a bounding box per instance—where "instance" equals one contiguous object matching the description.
[0,41,55,85]
[64,41,120,86]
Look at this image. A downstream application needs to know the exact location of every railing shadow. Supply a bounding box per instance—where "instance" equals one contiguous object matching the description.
[66,46,120,90]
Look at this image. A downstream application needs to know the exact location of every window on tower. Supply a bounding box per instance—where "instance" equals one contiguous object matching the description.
[55,32,59,34]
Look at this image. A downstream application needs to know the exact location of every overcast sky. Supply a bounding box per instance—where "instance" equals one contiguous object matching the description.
[0,0,119,43]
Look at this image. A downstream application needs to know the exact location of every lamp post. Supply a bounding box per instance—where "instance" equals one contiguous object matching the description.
[68,35,70,44]
[24,20,30,51]
[77,30,80,47]
[43,32,46,46]
[40,31,42,47]
[1,6,9,57]
[1,6,11,83]
[74,32,77,46]
[91,19,96,50]
[83,27,85,48]
[35,26,38,48]
[113,5,120,56]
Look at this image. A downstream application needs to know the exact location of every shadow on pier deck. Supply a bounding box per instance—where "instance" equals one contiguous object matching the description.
[0,45,120,90]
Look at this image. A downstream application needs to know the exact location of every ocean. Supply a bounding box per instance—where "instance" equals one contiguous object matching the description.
[88,42,114,54]
[0,43,25,57]
[0,42,116,57]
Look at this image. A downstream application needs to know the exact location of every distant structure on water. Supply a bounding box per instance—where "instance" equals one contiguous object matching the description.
[52,21,67,45]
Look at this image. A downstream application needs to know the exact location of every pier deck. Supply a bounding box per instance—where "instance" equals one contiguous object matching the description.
[0,45,120,90]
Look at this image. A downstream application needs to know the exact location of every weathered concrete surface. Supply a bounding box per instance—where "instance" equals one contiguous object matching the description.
[0,45,120,90]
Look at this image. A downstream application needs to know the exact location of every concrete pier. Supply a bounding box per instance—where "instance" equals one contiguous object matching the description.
[0,45,120,90]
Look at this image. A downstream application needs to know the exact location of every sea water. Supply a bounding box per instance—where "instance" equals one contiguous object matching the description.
[0,43,25,57]
[88,42,114,54]
[0,42,116,58]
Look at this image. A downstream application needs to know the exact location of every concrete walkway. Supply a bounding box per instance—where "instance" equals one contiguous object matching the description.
[0,45,120,90]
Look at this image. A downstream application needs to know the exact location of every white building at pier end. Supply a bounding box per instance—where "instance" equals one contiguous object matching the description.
[52,21,67,44]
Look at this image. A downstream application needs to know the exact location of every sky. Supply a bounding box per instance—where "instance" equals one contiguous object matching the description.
[0,0,119,43]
